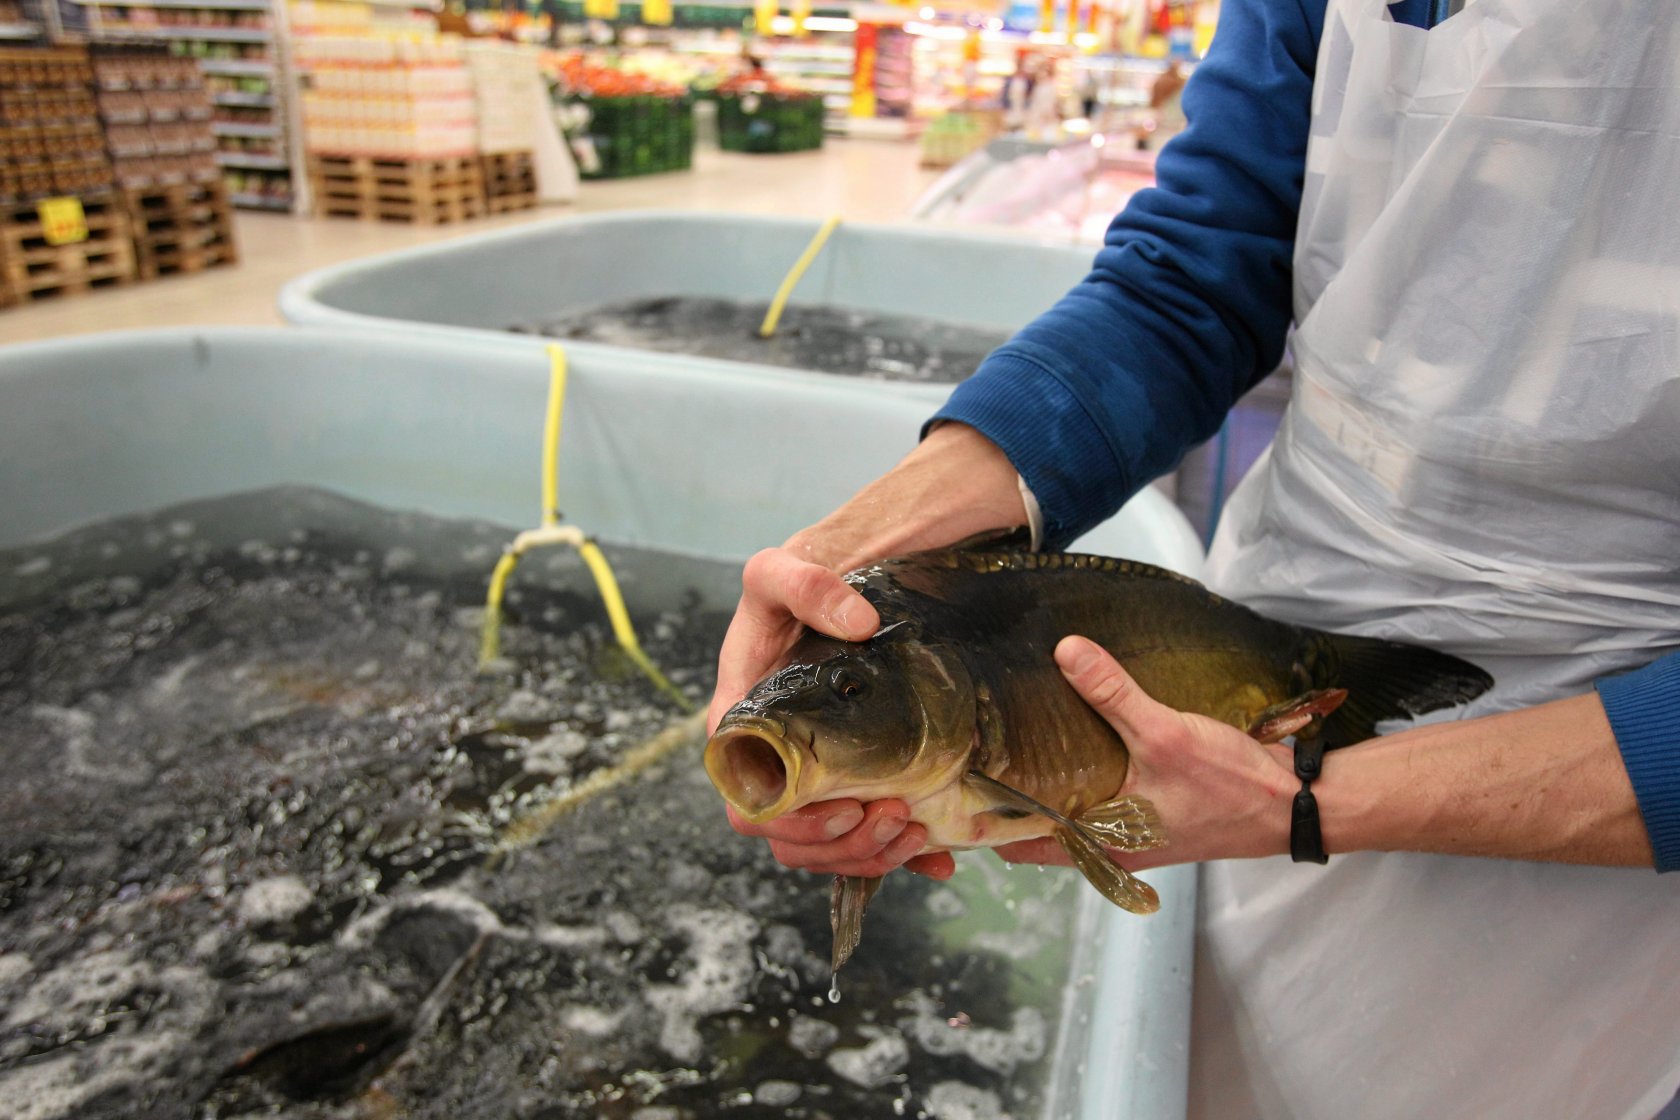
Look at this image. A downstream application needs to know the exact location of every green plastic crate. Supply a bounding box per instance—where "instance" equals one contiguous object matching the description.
[716,91,825,154]
[569,94,695,180]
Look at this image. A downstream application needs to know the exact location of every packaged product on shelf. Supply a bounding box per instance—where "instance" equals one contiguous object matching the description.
[93,46,221,190]
[295,33,478,159]
[0,45,114,204]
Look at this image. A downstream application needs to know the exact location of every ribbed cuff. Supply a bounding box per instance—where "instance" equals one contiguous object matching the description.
[1596,651,1680,873]
[925,347,1132,549]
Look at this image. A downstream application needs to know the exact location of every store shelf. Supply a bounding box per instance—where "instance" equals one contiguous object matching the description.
[197,58,276,76]
[91,25,272,41]
[216,151,288,169]
[74,0,271,8]
[212,121,281,137]
[228,190,291,209]
[83,0,298,213]
[212,90,275,106]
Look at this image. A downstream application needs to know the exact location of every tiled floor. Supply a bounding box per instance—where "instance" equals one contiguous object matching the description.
[0,139,944,346]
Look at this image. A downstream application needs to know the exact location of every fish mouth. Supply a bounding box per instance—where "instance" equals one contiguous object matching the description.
[704,715,808,824]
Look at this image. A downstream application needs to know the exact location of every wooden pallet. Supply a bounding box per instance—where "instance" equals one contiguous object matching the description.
[0,194,135,306]
[480,150,537,214]
[122,179,239,280]
[307,154,486,225]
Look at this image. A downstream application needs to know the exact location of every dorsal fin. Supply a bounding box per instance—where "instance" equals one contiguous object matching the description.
[943,525,1035,552]
[889,548,1202,587]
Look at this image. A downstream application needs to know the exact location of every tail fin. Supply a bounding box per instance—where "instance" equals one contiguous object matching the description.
[1317,633,1493,748]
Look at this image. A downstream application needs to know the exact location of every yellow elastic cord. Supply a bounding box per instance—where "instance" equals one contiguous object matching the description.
[574,537,692,710]
[541,343,566,527]
[491,709,706,861]
[479,549,522,664]
[477,344,694,714]
[758,215,842,338]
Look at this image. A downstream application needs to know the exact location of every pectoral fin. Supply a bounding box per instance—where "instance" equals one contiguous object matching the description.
[966,771,1162,915]
[1078,795,1167,852]
[1247,688,1348,744]
[830,874,884,977]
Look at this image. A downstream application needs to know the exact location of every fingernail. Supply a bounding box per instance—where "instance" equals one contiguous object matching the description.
[833,599,868,637]
[1057,637,1096,676]
[823,806,864,839]
[872,815,906,845]
[886,829,924,864]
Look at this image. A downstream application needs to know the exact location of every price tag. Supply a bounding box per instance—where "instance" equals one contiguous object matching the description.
[38,197,88,247]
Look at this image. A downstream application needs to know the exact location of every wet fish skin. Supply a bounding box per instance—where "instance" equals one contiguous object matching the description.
[705,548,1495,971]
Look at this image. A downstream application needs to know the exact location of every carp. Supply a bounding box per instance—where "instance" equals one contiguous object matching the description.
[705,548,1493,976]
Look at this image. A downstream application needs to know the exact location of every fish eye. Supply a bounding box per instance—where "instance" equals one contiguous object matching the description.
[829,668,868,701]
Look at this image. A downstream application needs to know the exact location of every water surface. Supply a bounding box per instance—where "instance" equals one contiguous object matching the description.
[0,488,1093,1120]
[509,298,1011,384]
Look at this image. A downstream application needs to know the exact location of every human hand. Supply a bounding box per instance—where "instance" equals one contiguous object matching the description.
[994,635,1300,870]
[707,545,956,879]
[707,422,1029,883]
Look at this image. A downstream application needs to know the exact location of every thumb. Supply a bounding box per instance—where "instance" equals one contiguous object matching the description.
[1054,635,1171,741]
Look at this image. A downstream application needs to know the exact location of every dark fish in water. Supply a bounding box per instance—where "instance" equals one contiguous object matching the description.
[705,548,1493,976]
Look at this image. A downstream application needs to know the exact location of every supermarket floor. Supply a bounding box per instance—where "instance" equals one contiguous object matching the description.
[0,138,946,346]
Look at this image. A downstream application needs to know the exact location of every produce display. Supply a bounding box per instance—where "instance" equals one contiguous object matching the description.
[715,72,824,154]
[553,55,693,180]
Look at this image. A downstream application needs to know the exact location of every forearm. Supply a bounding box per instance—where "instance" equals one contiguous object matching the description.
[782,422,1028,572]
[934,0,1321,547]
[1318,694,1654,867]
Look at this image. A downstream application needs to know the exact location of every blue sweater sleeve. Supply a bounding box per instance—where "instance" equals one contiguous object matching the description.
[930,0,1324,549]
[1596,652,1680,873]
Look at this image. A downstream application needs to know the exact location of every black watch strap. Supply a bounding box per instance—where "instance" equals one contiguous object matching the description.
[1291,736,1330,864]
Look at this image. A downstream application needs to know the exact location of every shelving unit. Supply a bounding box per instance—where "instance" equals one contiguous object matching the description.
[74,0,297,211]
[754,39,853,128]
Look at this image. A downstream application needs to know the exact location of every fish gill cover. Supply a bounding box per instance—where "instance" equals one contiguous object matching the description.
[0,487,1094,1120]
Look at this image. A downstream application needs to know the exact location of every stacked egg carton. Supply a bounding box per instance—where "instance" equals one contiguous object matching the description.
[463,42,542,213]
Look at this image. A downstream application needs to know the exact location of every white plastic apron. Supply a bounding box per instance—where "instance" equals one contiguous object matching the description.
[1194,1,1680,1117]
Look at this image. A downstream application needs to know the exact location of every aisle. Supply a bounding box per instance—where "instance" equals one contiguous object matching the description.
[0,140,942,346]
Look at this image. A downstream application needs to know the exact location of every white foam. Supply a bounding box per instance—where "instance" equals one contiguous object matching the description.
[535,924,611,949]
[924,887,968,921]
[33,705,149,786]
[0,953,213,1120]
[925,1081,1011,1120]
[14,556,50,577]
[498,689,558,724]
[826,1028,909,1089]
[787,1014,840,1059]
[754,1080,803,1106]
[339,888,504,949]
[643,905,759,1062]
[524,726,589,774]
[0,952,32,987]
[899,991,1046,1075]
[604,910,643,944]
[561,1005,627,1037]
[236,875,314,926]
